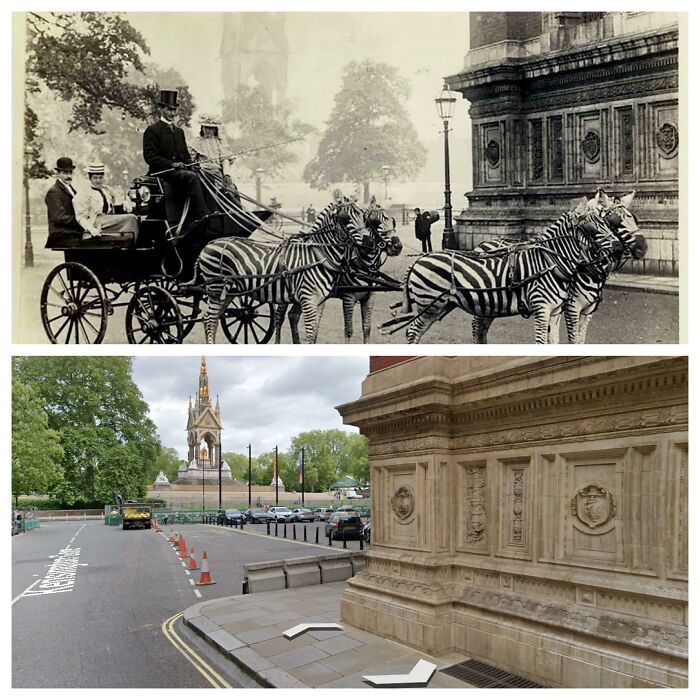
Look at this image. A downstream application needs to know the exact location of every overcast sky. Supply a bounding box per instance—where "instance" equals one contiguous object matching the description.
[132,356,369,460]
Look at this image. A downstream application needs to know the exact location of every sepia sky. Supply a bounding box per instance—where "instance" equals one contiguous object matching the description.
[132,356,368,460]
[127,12,471,185]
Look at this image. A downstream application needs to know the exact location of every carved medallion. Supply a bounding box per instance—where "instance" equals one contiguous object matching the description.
[570,484,616,533]
[391,486,415,522]
[656,122,679,158]
[581,130,601,163]
[485,139,501,168]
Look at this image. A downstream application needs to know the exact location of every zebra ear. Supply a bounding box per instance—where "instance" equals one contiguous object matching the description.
[595,189,610,208]
[619,190,636,208]
[369,195,377,207]
[332,188,344,203]
[572,197,588,215]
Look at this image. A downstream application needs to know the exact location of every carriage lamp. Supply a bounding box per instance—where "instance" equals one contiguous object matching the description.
[435,82,458,250]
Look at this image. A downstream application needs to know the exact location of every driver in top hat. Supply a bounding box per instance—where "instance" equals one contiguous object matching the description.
[142,89,209,230]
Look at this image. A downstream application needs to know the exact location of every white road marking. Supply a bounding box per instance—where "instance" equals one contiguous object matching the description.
[362,659,437,687]
[189,579,195,586]
[284,623,344,639]
[12,580,40,605]
[194,590,202,598]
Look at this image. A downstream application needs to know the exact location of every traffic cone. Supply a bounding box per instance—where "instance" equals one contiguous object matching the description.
[187,548,199,571]
[169,529,175,543]
[179,535,188,558]
[196,550,216,585]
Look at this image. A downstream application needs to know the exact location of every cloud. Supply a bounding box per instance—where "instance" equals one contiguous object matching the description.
[132,356,367,459]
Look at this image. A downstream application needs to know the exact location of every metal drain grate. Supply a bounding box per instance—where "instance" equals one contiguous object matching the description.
[441,659,548,688]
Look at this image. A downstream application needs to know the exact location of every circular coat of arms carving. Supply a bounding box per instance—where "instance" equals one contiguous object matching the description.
[581,130,601,163]
[391,486,415,522]
[656,122,679,158]
[570,484,616,533]
[485,140,501,168]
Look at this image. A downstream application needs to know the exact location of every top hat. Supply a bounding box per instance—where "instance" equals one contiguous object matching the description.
[85,163,105,176]
[54,156,75,173]
[157,90,179,108]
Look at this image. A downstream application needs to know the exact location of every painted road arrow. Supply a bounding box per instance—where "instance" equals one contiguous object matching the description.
[362,659,438,688]
[283,623,344,639]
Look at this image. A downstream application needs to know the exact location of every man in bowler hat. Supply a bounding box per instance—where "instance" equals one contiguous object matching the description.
[44,156,85,247]
[414,207,435,253]
[142,89,208,230]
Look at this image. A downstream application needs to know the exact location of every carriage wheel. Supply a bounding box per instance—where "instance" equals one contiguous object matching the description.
[125,285,184,344]
[151,279,202,339]
[220,297,274,344]
[40,262,108,344]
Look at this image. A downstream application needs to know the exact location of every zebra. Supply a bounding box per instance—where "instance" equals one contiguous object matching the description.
[379,196,618,344]
[274,197,403,344]
[563,190,645,343]
[196,194,383,344]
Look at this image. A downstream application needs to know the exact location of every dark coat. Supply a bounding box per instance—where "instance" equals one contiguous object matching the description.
[44,180,84,248]
[143,120,193,174]
[414,213,432,241]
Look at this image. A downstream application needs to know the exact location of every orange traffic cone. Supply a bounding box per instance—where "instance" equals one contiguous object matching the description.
[179,535,188,558]
[169,529,174,543]
[196,550,216,585]
[187,548,199,571]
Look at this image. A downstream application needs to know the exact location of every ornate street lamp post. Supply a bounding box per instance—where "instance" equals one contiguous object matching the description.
[23,151,34,267]
[255,168,264,202]
[435,82,457,250]
[381,164,390,201]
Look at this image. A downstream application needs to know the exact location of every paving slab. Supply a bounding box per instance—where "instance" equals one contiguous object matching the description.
[182,582,474,688]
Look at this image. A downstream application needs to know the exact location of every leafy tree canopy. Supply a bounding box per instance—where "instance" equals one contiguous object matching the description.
[222,84,315,180]
[13,357,160,505]
[12,376,64,503]
[303,60,427,196]
[146,447,184,486]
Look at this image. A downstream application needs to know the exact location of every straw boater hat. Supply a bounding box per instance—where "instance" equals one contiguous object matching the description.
[85,163,106,177]
[199,114,222,128]
[54,156,75,173]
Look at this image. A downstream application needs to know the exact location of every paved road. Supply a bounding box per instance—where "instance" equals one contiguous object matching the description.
[16,225,678,344]
[12,520,353,688]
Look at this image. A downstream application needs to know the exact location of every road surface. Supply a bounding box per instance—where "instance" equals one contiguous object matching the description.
[12,520,358,687]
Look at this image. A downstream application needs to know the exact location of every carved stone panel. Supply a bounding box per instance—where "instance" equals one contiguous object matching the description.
[577,111,602,181]
[529,118,544,182]
[651,101,679,179]
[497,458,531,560]
[482,122,504,184]
[667,441,688,580]
[547,115,564,181]
[457,460,488,553]
[615,106,635,179]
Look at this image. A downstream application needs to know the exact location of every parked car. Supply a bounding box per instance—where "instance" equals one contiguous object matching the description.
[325,512,363,540]
[314,508,333,521]
[243,508,273,524]
[362,520,371,544]
[217,508,244,526]
[334,506,358,514]
[290,508,316,522]
[268,506,294,522]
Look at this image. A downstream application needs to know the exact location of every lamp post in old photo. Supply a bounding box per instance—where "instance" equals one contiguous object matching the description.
[435,82,457,250]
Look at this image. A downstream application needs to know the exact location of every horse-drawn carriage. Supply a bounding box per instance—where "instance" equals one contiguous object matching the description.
[40,172,280,344]
[40,171,403,344]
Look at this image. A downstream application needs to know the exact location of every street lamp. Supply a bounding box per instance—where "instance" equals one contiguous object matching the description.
[381,164,390,202]
[435,82,458,250]
[255,168,264,202]
[23,151,34,267]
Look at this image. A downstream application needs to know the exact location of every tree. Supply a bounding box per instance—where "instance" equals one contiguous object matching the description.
[13,357,160,505]
[288,430,355,493]
[303,60,427,202]
[342,434,370,487]
[146,447,183,486]
[222,85,314,180]
[12,376,63,505]
[222,452,256,483]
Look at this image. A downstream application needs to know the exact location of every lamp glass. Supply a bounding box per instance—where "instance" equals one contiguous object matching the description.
[435,83,457,120]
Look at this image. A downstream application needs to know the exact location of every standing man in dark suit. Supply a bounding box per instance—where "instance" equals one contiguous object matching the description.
[414,207,434,253]
[44,156,86,247]
[142,89,208,230]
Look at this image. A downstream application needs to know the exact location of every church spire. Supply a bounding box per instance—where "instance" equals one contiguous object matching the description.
[198,356,210,410]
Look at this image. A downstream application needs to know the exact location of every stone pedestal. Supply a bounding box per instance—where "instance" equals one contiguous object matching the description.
[337,356,687,688]
[175,459,233,485]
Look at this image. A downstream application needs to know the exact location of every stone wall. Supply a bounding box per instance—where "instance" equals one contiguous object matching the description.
[447,12,680,275]
[337,356,687,687]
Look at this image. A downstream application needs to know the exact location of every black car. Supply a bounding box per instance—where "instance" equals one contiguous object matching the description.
[244,508,273,524]
[325,513,363,540]
[217,508,244,526]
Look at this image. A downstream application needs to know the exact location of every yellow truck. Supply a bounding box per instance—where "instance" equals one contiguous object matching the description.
[120,502,152,530]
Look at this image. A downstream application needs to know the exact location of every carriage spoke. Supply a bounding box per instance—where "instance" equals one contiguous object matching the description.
[51,315,72,342]
[80,314,101,336]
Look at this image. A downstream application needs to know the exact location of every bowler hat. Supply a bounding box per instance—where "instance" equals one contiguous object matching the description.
[54,156,75,173]
[157,89,179,108]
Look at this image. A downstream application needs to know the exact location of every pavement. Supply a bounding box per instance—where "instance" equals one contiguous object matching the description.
[606,271,678,295]
[183,582,471,688]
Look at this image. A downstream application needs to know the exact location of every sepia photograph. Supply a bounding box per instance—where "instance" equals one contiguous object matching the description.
[12,10,682,344]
